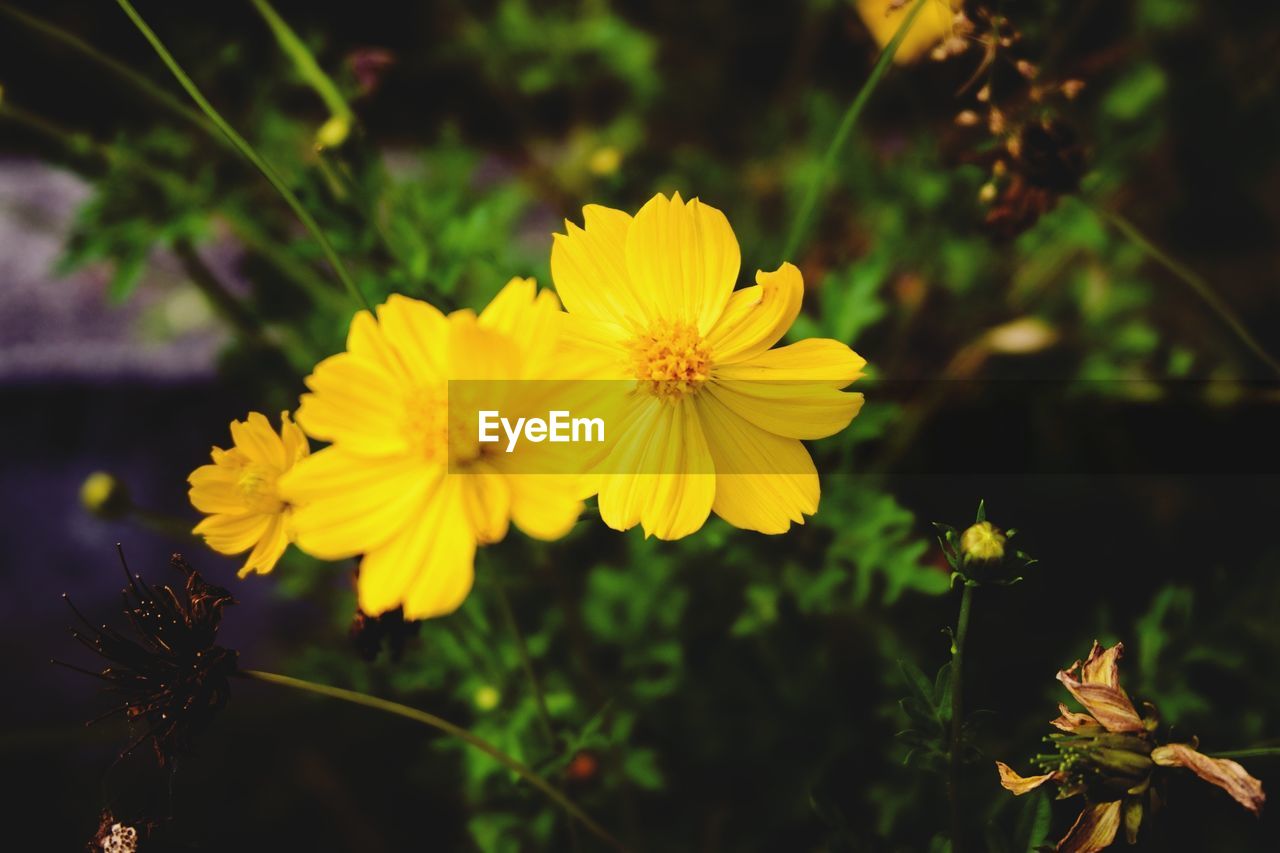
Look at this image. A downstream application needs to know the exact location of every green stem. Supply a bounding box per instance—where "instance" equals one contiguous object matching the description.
[948,581,975,853]
[113,0,370,311]
[248,0,353,122]
[493,574,558,749]
[780,0,927,262]
[241,669,625,851]
[1209,748,1280,760]
[1098,207,1280,379]
[0,3,212,134]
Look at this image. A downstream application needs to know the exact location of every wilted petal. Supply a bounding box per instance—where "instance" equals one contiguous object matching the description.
[1051,702,1101,733]
[1151,743,1265,816]
[1057,661,1144,734]
[1058,801,1122,853]
[1081,641,1124,688]
[996,761,1057,795]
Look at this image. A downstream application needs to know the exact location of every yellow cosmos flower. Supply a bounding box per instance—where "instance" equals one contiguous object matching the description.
[552,192,866,540]
[855,0,963,64]
[188,411,308,577]
[277,278,585,621]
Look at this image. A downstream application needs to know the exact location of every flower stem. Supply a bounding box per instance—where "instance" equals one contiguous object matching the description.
[0,3,211,133]
[241,669,625,851]
[780,0,927,262]
[248,0,353,124]
[1097,206,1280,379]
[113,0,371,312]
[493,574,558,749]
[1209,747,1280,760]
[948,581,975,853]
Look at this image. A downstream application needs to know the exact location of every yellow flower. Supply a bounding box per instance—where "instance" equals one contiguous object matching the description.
[277,279,585,621]
[855,0,963,65]
[551,192,866,539]
[996,641,1265,852]
[189,411,308,577]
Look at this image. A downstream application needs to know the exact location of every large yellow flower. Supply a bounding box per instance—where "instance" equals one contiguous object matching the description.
[552,192,866,539]
[189,411,308,577]
[277,279,584,620]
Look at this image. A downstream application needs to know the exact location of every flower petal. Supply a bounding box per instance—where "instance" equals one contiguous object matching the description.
[358,476,477,619]
[1050,702,1101,733]
[625,192,740,333]
[280,447,435,559]
[230,412,286,469]
[551,204,648,329]
[505,474,585,540]
[279,410,310,465]
[714,338,866,388]
[1151,743,1265,815]
[1057,653,1144,734]
[296,353,410,455]
[995,761,1057,795]
[1058,801,1122,853]
[459,463,511,545]
[375,294,449,385]
[188,464,248,515]
[1081,641,1124,688]
[239,512,290,577]
[707,379,864,440]
[695,391,818,534]
[706,263,804,364]
[193,512,271,555]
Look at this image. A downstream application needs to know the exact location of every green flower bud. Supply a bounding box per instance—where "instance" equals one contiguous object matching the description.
[80,471,132,519]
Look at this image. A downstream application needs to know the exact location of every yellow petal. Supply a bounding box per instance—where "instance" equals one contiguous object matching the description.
[715,338,867,388]
[296,353,410,455]
[706,263,803,364]
[230,412,286,469]
[449,310,522,380]
[551,204,649,330]
[375,294,449,385]
[280,447,435,559]
[459,464,511,545]
[625,192,740,333]
[348,308,412,384]
[855,0,963,65]
[505,474,584,540]
[995,761,1056,796]
[1080,640,1124,688]
[598,398,715,539]
[188,464,247,515]
[1058,801,1122,853]
[279,410,310,464]
[708,379,864,440]
[358,476,476,619]
[1151,744,1265,815]
[239,512,290,577]
[695,391,818,534]
[193,512,271,555]
[479,276,565,375]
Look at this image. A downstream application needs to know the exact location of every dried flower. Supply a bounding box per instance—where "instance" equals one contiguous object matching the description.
[997,641,1265,852]
[57,550,238,766]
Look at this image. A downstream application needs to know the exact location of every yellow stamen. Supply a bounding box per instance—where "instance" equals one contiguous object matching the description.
[629,320,713,402]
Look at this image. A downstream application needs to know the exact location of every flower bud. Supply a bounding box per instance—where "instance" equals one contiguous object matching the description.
[473,684,501,712]
[960,520,1005,567]
[80,471,132,519]
[315,114,351,150]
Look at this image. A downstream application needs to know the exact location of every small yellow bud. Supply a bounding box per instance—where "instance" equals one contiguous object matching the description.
[587,145,622,177]
[960,521,1005,566]
[473,684,501,711]
[314,114,351,151]
[80,471,131,519]
[978,182,998,204]
[955,110,981,127]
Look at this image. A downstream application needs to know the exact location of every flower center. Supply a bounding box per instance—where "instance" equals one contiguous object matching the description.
[236,466,283,515]
[405,385,482,465]
[628,320,712,402]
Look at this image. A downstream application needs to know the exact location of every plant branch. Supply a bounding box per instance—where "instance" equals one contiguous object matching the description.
[781,0,927,262]
[948,581,975,853]
[241,669,625,851]
[113,0,371,311]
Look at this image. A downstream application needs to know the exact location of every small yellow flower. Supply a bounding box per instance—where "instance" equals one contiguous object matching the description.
[278,279,585,621]
[997,641,1265,852]
[960,520,1005,565]
[188,411,308,577]
[552,192,866,539]
[855,0,963,65]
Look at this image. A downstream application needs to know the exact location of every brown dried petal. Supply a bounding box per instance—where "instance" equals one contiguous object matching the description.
[1151,744,1266,816]
[1058,800,1122,853]
[1051,702,1100,733]
[996,761,1057,795]
[1056,669,1144,733]
[1081,641,1123,688]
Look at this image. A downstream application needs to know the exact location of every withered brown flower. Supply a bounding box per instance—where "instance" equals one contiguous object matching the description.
[57,549,238,766]
[996,641,1264,853]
